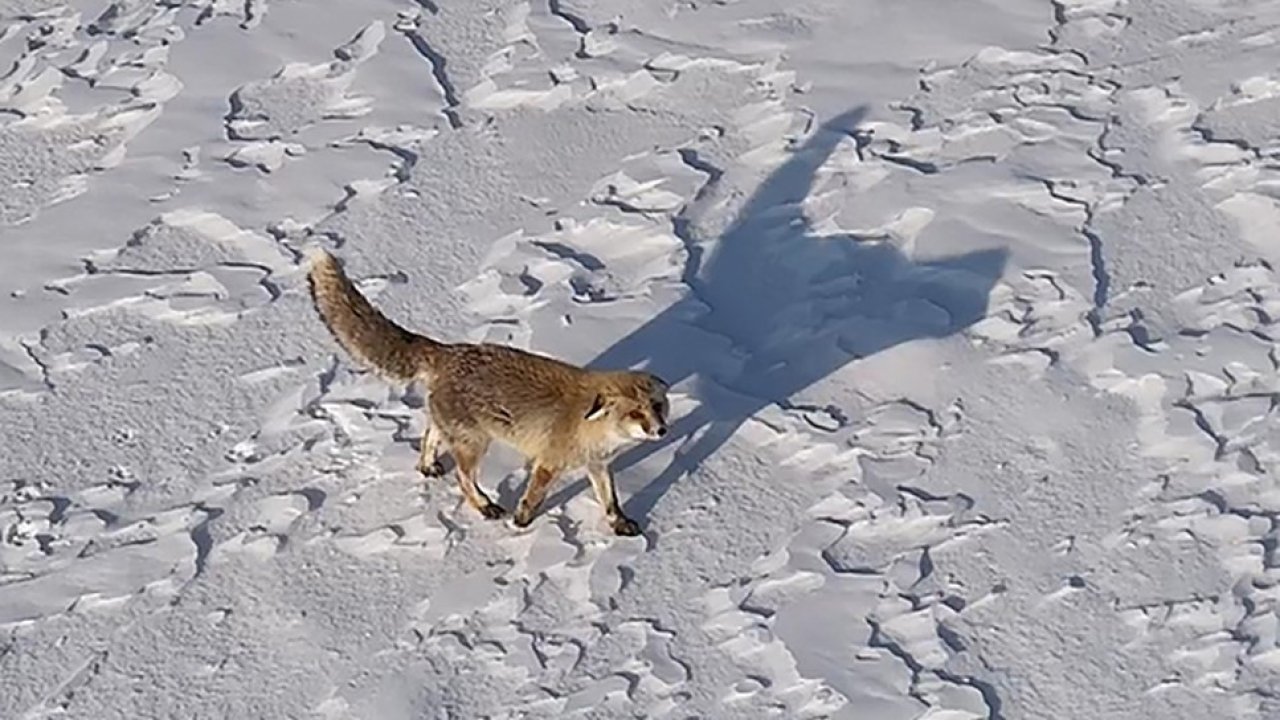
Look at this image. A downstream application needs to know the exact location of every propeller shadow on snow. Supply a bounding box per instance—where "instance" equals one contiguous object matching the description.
[552,106,1008,528]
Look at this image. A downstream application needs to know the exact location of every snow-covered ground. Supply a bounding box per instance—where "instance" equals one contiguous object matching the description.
[3,0,1280,717]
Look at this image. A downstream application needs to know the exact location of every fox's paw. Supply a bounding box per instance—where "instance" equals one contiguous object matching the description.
[417,461,446,478]
[610,515,642,537]
[512,507,535,528]
[479,503,506,520]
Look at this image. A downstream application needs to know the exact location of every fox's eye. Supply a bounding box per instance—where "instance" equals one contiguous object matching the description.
[627,410,645,421]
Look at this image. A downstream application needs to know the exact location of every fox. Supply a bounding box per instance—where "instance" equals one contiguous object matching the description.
[305,249,670,536]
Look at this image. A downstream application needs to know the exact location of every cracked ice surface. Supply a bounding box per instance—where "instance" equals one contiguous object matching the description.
[3,1,1280,718]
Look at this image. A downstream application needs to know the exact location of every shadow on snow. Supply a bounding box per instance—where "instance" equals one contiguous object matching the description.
[550,106,1008,527]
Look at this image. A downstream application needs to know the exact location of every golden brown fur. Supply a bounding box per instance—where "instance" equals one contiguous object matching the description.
[307,249,669,535]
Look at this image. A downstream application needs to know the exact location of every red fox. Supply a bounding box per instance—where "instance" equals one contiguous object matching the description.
[307,250,669,536]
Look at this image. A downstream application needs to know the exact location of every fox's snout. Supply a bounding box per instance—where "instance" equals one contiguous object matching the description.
[619,404,669,442]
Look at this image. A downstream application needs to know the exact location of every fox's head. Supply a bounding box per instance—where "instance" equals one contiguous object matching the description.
[585,372,670,441]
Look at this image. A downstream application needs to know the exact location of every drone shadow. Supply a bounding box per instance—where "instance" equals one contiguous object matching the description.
[547,106,1007,527]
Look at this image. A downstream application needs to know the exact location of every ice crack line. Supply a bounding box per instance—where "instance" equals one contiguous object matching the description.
[398,23,462,129]
[548,0,590,35]
[1038,171,1112,335]
[671,146,724,293]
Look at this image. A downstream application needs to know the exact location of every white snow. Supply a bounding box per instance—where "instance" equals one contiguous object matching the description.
[3,0,1280,718]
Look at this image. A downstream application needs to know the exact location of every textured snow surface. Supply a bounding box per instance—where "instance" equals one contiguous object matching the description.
[3,0,1280,718]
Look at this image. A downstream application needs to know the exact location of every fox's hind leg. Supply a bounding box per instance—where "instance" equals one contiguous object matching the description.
[416,419,446,477]
[447,435,504,520]
[513,463,559,528]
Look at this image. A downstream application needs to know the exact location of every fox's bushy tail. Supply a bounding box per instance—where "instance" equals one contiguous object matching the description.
[306,249,437,381]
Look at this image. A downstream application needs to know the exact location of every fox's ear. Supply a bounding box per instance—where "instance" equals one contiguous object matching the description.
[584,394,609,421]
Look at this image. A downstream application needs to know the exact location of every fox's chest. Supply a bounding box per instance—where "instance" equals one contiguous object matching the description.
[491,423,636,470]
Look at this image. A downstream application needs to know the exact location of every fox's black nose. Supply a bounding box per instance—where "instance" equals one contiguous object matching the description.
[656,426,667,438]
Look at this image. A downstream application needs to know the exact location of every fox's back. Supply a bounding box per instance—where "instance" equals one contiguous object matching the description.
[427,343,594,443]
[434,342,584,390]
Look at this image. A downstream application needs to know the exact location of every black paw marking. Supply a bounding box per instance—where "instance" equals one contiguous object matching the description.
[611,516,641,537]
[512,508,534,528]
[418,461,446,478]
[479,503,506,520]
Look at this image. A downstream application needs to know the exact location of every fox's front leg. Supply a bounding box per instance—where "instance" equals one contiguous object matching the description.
[586,462,640,536]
